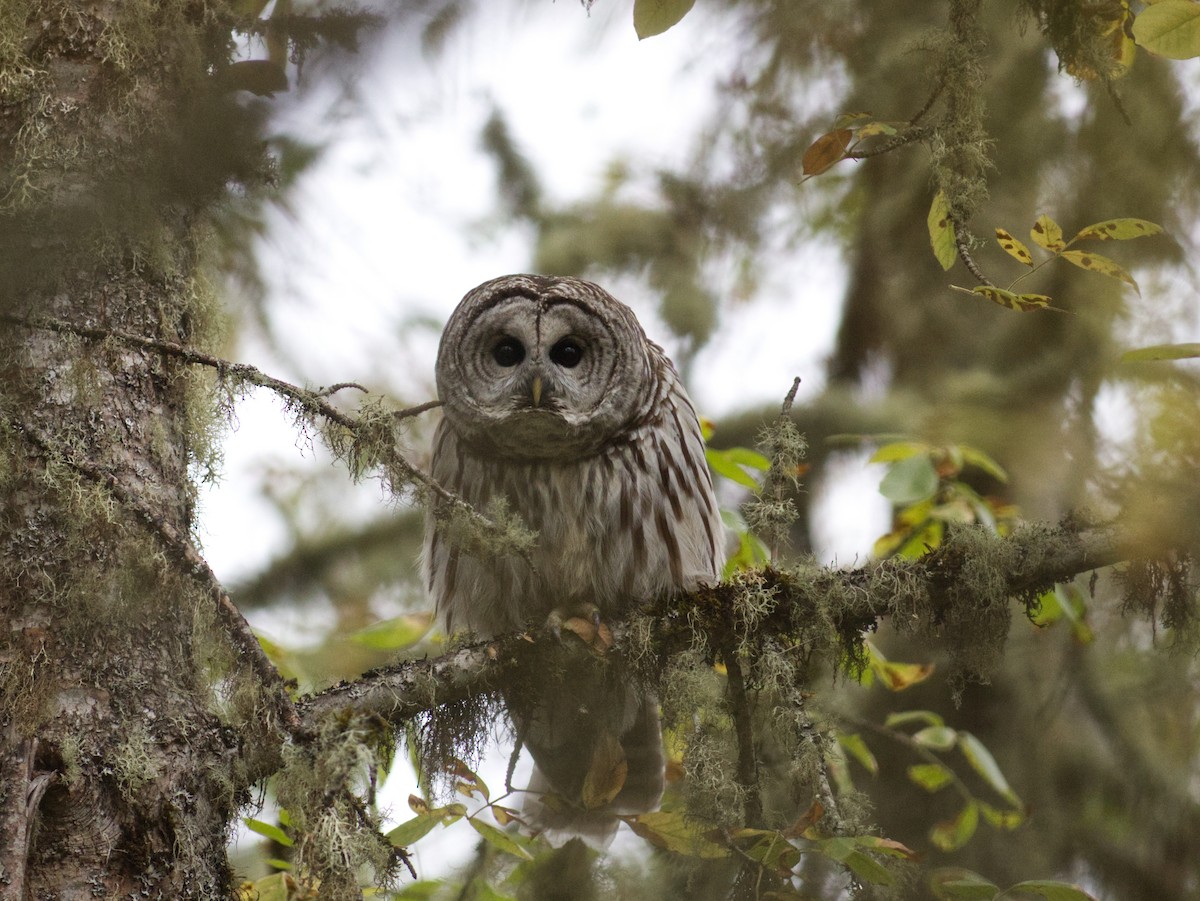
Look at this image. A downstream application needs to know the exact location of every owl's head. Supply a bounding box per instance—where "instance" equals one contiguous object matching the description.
[435,275,662,460]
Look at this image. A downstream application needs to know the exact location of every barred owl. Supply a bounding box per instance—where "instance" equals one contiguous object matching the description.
[424,274,723,842]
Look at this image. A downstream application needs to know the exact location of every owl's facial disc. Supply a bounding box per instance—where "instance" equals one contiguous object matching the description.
[438,276,658,461]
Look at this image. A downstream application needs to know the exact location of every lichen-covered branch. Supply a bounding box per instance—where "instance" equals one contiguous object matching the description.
[299,520,1159,730]
[0,313,531,563]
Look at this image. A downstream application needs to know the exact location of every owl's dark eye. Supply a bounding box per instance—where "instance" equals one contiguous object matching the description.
[549,338,584,369]
[491,337,525,367]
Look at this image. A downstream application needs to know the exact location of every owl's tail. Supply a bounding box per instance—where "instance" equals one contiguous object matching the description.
[516,690,665,849]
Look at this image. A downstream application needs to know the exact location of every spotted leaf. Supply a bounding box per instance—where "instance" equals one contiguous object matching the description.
[1030,214,1065,252]
[1059,250,1139,292]
[994,228,1033,265]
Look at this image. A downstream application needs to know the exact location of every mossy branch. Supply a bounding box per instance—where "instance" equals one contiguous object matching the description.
[299,520,1160,731]
[0,313,528,563]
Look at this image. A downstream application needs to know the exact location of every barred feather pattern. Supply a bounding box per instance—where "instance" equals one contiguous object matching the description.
[426,371,721,635]
[423,274,723,844]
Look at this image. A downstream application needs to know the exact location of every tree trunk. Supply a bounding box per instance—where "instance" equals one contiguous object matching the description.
[0,1,251,895]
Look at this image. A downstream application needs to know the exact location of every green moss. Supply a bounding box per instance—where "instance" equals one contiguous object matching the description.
[274,714,401,898]
[113,721,163,797]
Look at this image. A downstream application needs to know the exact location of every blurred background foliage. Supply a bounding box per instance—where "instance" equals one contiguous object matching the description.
[206,0,1200,897]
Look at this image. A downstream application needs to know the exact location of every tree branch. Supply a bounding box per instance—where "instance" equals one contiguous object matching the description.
[299,520,1161,730]
[0,312,520,560]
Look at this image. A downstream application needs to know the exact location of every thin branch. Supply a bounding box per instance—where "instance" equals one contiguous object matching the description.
[14,420,303,736]
[723,652,764,829]
[845,126,932,160]
[954,221,995,287]
[394,399,443,421]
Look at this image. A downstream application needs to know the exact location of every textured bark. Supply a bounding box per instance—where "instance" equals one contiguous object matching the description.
[0,1,251,896]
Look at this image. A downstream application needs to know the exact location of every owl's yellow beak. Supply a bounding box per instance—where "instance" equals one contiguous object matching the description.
[530,375,543,408]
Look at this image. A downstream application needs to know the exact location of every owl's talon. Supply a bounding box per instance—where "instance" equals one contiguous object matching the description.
[544,603,604,645]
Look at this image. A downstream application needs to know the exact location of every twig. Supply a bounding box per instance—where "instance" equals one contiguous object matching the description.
[393,399,443,421]
[954,221,995,287]
[723,651,764,829]
[315,382,368,398]
[845,126,932,160]
[14,420,303,736]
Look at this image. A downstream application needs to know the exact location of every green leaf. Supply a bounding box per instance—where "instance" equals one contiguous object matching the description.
[1121,342,1200,362]
[1030,214,1065,252]
[841,850,895,886]
[464,877,519,901]
[912,726,959,751]
[885,709,945,729]
[469,818,534,860]
[838,733,879,776]
[350,613,432,650]
[870,441,930,463]
[243,817,293,847]
[928,191,958,271]
[820,838,894,885]
[731,829,803,873]
[386,814,441,847]
[1133,0,1200,58]
[391,880,446,900]
[994,228,1034,265]
[907,763,955,792]
[624,810,729,858]
[958,446,1009,482]
[243,872,297,901]
[1072,218,1163,242]
[958,732,1021,806]
[879,454,939,505]
[633,0,696,39]
[725,447,772,470]
[1007,880,1098,901]
[978,801,1024,830]
[930,801,979,852]
[706,448,761,489]
[930,868,1002,900]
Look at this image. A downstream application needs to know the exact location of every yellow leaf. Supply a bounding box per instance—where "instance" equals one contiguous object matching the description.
[994,228,1034,265]
[1121,342,1200,362]
[624,810,730,858]
[1133,0,1200,59]
[1030,214,1065,251]
[633,0,697,39]
[1067,0,1136,78]
[1059,250,1139,292]
[927,191,957,271]
[855,120,898,138]
[581,732,628,809]
[802,128,853,176]
[1073,217,1164,241]
[971,286,1051,312]
[469,818,534,860]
